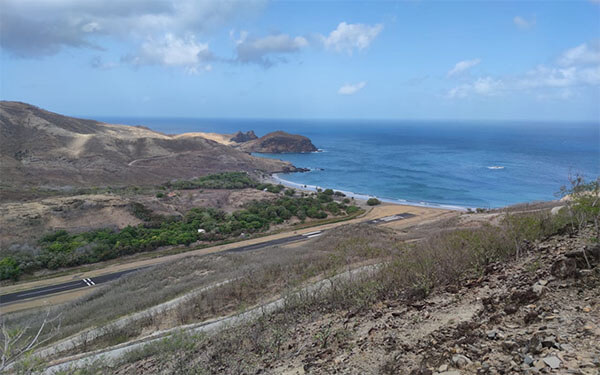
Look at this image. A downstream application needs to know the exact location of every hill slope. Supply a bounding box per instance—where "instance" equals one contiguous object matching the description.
[238,130,318,153]
[0,102,297,188]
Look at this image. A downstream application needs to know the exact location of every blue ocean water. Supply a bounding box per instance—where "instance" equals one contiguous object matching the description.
[99,117,600,208]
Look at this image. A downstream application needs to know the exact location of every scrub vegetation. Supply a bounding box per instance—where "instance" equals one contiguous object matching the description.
[38,205,586,374]
[5,175,600,372]
[0,173,360,280]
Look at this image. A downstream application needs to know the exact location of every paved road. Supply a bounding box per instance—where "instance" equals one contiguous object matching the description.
[0,213,413,306]
[0,268,144,305]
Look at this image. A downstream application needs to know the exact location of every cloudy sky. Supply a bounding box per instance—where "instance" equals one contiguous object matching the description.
[1,0,599,121]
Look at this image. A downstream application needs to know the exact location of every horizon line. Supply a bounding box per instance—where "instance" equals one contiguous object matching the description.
[85,114,600,125]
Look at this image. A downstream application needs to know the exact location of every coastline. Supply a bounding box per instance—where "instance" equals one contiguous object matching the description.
[270,172,469,212]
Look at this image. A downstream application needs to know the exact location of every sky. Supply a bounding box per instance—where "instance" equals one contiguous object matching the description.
[1,0,599,121]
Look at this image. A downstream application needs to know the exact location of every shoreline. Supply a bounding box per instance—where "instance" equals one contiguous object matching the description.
[270,173,469,212]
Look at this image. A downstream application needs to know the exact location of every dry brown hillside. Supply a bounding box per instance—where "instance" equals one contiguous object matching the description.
[0,101,297,189]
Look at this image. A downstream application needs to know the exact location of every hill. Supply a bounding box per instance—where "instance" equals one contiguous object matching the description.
[0,102,298,189]
[185,129,319,153]
[237,130,318,153]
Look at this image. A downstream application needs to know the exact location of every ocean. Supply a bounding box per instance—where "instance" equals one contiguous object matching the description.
[99,117,600,209]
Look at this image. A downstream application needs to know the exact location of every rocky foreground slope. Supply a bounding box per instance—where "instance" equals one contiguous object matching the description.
[0,102,298,189]
[111,227,599,375]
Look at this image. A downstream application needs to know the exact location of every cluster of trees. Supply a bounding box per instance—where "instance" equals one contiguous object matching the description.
[161,172,290,195]
[164,172,258,190]
[0,195,360,280]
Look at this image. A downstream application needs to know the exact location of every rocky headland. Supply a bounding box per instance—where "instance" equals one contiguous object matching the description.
[233,130,318,153]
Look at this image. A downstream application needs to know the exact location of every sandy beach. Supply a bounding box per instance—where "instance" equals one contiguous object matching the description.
[268,173,468,211]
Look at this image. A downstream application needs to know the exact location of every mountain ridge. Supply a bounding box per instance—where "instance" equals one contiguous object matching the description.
[0,101,298,189]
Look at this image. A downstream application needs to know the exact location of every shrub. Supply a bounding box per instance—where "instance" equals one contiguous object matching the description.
[262,184,284,194]
[317,193,333,203]
[0,256,21,280]
[367,198,381,206]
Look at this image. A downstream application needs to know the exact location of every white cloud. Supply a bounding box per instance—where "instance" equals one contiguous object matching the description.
[447,77,503,98]
[321,22,383,55]
[338,81,367,95]
[519,65,600,88]
[129,33,213,74]
[0,0,265,58]
[513,15,536,29]
[235,32,308,67]
[447,41,600,99]
[558,42,600,67]
[447,58,481,77]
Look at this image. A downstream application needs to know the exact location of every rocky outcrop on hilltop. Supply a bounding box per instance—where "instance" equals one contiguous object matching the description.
[0,102,299,189]
[237,131,318,153]
[230,130,258,143]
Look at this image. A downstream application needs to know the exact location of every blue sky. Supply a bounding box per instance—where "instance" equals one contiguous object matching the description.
[1,0,599,121]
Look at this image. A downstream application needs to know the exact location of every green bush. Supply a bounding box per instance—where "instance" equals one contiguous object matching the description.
[258,184,284,194]
[317,193,333,203]
[0,256,21,280]
[367,198,381,206]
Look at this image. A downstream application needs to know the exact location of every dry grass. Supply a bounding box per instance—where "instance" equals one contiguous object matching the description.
[98,210,572,375]
[10,209,572,373]
[3,224,398,355]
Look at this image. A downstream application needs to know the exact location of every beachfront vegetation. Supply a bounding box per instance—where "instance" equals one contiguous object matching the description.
[367,198,381,206]
[0,196,361,280]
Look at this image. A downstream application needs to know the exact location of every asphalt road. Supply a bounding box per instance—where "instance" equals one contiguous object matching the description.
[0,213,413,306]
